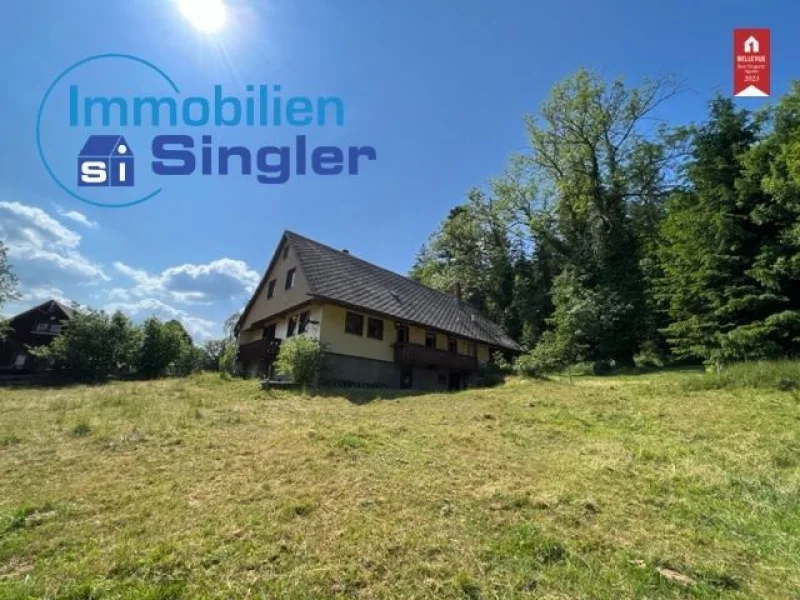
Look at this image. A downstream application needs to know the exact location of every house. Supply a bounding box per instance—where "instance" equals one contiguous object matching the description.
[0,300,72,372]
[235,231,521,390]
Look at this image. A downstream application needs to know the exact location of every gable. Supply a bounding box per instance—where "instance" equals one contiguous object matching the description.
[239,236,311,331]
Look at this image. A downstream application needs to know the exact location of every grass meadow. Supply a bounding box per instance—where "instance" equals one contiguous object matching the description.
[0,366,799,599]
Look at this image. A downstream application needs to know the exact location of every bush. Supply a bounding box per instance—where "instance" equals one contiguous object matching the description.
[173,344,206,376]
[32,309,140,381]
[32,306,207,382]
[514,331,568,376]
[472,361,505,388]
[274,336,325,386]
[219,341,237,378]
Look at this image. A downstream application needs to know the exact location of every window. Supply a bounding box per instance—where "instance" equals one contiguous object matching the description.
[448,338,457,354]
[286,315,298,337]
[266,279,276,299]
[425,331,436,349]
[283,245,290,259]
[395,324,408,344]
[35,322,50,332]
[344,312,364,335]
[466,343,476,357]
[285,268,296,290]
[263,323,276,340]
[13,354,26,368]
[50,324,61,334]
[367,317,384,340]
[298,311,311,334]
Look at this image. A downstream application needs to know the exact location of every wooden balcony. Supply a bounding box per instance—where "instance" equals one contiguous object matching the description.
[393,342,478,371]
[237,338,281,363]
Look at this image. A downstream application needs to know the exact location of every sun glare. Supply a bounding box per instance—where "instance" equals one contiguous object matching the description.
[178,0,227,33]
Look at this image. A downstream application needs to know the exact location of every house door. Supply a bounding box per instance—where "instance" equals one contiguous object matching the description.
[448,371,461,391]
[400,367,413,389]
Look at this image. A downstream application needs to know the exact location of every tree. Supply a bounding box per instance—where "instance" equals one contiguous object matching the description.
[521,70,682,365]
[0,241,20,341]
[518,268,630,377]
[725,86,800,358]
[410,190,521,339]
[274,335,325,387]
[201,339,228,370]
[137,317,186,378]
[34,308,140,381]
[0,241,18,309]
[656,97,769,362]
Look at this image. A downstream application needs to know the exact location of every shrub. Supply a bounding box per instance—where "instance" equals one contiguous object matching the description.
[173,344,206,376]
[274,336,325,386]
[219,341,237,378]
[32,308,140,381]
[514,331,568,376]
[472,361,505,388]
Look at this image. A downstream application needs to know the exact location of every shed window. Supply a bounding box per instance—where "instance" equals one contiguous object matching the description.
[344,312,364,336]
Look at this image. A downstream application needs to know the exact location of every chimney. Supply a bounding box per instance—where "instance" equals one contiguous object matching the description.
[453,281,462,301]
[342,249,349,254]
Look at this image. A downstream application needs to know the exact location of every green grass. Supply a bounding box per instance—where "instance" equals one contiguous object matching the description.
[0,369,798,598]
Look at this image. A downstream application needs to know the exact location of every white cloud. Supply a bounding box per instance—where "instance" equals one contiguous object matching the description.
[20,286,71,305]
[113,258,259,304]
[56,207,98,228]
[0,201,108,283]
[104,297,217,341]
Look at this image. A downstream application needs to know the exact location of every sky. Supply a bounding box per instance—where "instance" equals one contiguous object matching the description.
[0,0,797,340]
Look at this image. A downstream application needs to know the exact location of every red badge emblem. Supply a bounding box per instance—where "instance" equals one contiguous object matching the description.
[734,29,770,97]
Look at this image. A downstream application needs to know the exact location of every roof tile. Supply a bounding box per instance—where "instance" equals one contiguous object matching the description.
[286,231,521,351]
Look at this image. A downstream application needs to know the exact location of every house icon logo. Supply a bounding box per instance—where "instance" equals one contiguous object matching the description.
[78,135,134,187]
[744,35,759,54]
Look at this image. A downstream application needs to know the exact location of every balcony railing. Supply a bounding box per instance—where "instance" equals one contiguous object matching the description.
[393,342,478,371]
[238,338,281,363]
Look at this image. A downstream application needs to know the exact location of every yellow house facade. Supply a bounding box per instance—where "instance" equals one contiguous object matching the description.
[236,231,520,390]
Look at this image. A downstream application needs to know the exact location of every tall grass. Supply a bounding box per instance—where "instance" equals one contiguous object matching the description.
[682,360,800,392]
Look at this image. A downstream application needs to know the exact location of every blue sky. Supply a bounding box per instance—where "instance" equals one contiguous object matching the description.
[0,0,796,340]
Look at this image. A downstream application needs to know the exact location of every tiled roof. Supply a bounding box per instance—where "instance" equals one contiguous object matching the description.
[8,299,73,323]
[286,231,522,352]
